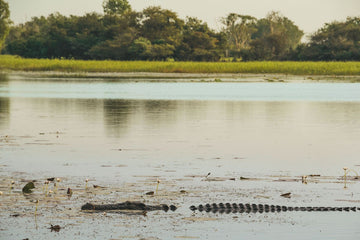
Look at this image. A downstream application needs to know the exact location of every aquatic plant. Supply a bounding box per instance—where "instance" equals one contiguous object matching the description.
[22,182,35,193]
[155,178,161,195]
[0,55,359,75]
[54,178,61,193]
[9,180,15,193]
[44,180,49,195]
[343,167,359,189]
[34,199,39,215]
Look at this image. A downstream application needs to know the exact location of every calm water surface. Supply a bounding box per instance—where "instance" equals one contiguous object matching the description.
[1,75,360,177]
[1,74,360,240]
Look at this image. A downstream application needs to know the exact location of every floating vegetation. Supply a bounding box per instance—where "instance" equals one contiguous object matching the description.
[22,182,35,193]
[145,191,154,196]
[280,192,292,198]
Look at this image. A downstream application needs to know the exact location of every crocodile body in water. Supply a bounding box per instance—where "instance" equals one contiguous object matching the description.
[81,201,177,212]
[190,203,359,213]
[81,201,358,214]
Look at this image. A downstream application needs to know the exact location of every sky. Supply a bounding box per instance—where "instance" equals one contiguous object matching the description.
[6,0,360,37]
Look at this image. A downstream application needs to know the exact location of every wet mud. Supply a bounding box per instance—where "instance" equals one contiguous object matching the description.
[1,170,360,240]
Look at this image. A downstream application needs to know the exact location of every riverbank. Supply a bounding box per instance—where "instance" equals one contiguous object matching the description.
[1,55,360,77]
[2,71,360,83]
[1,169,359,240]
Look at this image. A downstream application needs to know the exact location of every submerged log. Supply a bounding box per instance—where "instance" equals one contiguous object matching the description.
[81,201,176,212]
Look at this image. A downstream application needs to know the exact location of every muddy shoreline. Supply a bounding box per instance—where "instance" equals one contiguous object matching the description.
[2,71,360,82]
[1,164,360,240]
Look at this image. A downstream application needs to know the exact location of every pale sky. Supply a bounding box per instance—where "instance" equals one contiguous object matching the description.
[6,0,360,37]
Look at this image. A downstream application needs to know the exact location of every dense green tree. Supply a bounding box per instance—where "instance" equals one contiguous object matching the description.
[221,13,257,57]
[68,13,106,59]
[88,10,139,60]
[102,11,139,39]
[0,0,10,51]
[88,28,136,59]
[128,37,152,59]
[291,17,360,61]
[149,43,175,60]
[103,0,131,15]
[176,17,220,61]
[247,11,304,60]
[5,16,48,57]
[3,0,358,61]
[44,13,74,58]
[140,6,184,48]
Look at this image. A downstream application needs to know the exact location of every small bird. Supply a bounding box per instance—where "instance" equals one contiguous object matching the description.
[49,224,61,232]
[44,181,49,195]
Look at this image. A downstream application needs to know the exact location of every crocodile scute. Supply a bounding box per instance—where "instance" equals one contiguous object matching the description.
[189,203,359,213]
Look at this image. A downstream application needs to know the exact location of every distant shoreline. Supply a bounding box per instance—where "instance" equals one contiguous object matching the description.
[3,71,360,83]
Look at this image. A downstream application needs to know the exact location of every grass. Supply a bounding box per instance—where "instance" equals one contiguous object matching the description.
[1,55,360,75]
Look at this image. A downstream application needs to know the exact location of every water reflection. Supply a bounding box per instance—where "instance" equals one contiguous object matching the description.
[103,99,360,174]
[103,99,133,137]
[0,74,10,128]
[0,97,9,128]
[0,78,360,176]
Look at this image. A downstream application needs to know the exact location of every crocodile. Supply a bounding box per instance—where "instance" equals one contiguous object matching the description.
[81,201,177,212]
[189,203,359,213]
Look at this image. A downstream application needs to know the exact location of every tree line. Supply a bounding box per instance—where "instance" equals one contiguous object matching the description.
[0,0,359,61]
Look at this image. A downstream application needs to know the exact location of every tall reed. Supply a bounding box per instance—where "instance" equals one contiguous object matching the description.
[1,55,359,75]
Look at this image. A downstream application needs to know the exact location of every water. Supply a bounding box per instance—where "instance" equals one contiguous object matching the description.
[1,74,360,239]
[2,76,360,101]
